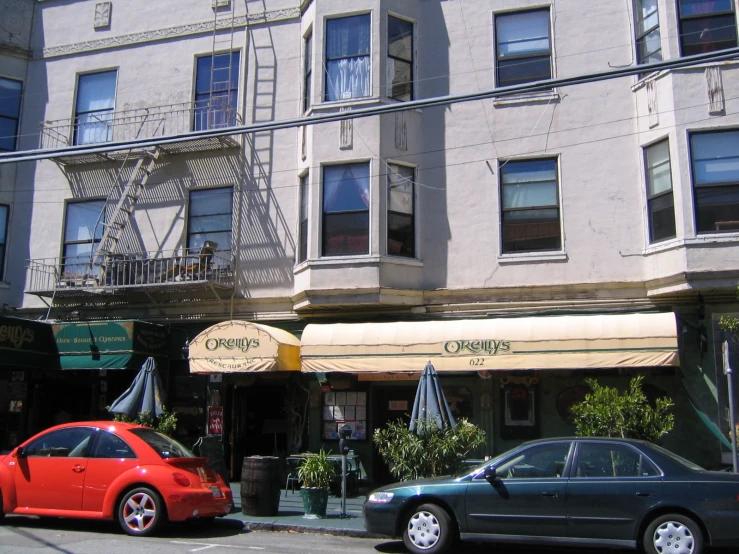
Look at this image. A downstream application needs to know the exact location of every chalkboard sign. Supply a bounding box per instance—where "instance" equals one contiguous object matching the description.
[193,435,229,484]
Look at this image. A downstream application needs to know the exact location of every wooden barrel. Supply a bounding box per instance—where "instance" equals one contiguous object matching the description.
[240,456,281,516]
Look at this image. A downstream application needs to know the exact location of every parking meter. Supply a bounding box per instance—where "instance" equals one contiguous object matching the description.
[339,424,352,517]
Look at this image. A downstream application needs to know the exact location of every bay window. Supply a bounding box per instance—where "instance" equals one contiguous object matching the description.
[645,140,676,243]
[325,14,371,102]
[322,163,370,256]
[388,16,413,101]
[387,164,415,257]
[678,0,737,56]
[635,0,663,65]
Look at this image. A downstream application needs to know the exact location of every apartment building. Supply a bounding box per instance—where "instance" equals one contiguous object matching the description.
[0,0,738,480]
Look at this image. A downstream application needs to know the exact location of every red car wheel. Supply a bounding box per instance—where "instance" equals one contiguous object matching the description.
[118,487,164,537]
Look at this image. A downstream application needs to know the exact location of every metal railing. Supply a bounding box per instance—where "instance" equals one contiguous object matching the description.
[26,248,234,294]
[40,100,243,150]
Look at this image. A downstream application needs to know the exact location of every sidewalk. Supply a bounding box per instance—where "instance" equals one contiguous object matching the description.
[223,482,382,538]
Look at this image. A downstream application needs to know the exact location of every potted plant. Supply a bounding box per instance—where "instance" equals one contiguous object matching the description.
[297,449,336,519]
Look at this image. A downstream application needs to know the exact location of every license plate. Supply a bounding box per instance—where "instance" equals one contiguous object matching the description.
[210,486,223,498]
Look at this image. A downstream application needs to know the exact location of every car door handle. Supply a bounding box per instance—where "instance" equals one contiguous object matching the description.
[541,492,558,497]
[635,492,651,497]
[72,465,85,473]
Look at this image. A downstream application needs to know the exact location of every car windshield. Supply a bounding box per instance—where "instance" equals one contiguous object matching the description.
[129,428,194,459]
[650,443,705,471]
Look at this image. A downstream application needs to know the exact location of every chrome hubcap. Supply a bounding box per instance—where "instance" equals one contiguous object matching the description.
[653,521,694,554]
[123,492,157,531]
[407,510,441,550]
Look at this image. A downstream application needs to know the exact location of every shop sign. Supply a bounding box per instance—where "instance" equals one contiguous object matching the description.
[208,406,223,436]
[443,339,511,356]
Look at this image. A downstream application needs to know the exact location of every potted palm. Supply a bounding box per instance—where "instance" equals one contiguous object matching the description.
[297,449,336,519]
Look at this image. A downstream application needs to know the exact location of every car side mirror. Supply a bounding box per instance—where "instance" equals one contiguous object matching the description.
[484,465,499,480]
[15,446,26,458]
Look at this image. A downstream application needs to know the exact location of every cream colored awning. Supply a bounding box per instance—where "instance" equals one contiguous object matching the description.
[300,313,679,373]
[189,320,300,373]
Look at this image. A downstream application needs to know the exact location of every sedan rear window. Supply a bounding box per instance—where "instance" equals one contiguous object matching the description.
[129,428,194,459]
[650,443,704,471]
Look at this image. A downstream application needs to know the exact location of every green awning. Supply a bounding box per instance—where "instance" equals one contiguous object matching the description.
[52,320,169,370]
[0,316,59,369]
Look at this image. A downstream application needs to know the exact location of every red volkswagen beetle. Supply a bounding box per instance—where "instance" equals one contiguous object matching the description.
[0,421,233,536]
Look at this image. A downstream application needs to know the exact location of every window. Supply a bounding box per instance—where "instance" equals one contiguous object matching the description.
[91,431,136,459]
[500,159,561,253]
[387,164,414,257]
[678,0,737,56]
[635,0,663,65]
[575,443,659,478]
[501,443,571,479]
[194,51,240,131]
[388,16,413,101]
[74,70,117,145]
[63,200,104,280]
[0,77,22,152]
[690,130,739,233]
[188,187,233,254]
[304,32,313,112]
[645,140,676,243]
[24,427,95,457]
[0,205,7,281]
[322,163,370,256]
[325,14,371,102]
[298,174,309,263]
[495,9,552,87]
[129,428,195,458]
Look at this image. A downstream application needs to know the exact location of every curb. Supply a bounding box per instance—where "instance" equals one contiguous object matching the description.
[241,521,384,539]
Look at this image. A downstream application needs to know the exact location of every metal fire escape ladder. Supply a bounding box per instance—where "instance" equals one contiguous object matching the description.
[208,0,237,132]
[91,148,160,283]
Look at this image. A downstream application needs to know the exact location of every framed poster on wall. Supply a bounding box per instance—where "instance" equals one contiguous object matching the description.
[500,376,539,440]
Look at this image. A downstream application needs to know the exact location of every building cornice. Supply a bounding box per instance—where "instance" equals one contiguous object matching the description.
[38,6,300,59]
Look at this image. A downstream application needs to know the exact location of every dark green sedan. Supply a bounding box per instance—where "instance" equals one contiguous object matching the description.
[363,437,739,554]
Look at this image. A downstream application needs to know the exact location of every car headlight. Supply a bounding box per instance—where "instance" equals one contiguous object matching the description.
[368,491,394,504]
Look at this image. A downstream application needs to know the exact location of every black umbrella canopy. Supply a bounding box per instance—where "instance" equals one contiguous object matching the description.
[108,356,166,418]
[409,361,457,433]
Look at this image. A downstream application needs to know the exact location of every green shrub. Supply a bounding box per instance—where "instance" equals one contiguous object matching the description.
[373,418,486,481]
[297,449,336,489]
[570,376,674,443]
[110,408,178,436]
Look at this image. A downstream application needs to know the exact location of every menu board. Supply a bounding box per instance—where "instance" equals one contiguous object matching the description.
[323,390,367,440]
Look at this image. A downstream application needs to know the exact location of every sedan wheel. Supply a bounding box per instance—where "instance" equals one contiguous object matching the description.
[644,514,703,554]
[118,487,164,537]
[403,503,454,554]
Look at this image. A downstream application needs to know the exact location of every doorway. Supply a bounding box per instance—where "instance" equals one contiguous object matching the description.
[371,385,417,485]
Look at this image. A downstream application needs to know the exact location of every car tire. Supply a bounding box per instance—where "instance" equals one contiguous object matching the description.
[118,487,165,537]
[402,503,455,554]
[643,513,703,554]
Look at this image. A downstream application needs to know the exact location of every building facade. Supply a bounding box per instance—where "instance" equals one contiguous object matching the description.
[1,0,738,481]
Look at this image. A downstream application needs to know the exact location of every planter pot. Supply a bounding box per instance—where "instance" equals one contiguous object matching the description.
[300,487,329,519]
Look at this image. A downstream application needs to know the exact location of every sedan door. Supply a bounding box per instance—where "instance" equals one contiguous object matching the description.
[566,441,663,541]
[82,429,139,513]
[14,427,95,511]
[465,441,572,538]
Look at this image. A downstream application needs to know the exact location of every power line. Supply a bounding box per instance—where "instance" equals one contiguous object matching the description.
[3,46,737,165]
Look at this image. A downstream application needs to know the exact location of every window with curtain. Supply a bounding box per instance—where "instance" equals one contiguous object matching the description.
[0,205,8,280]
[495,9,552,87]
[645,140,676,243]
[690,130,739,233]
[304,32,313,112]
[635,0,663,65]
[678,0,737,56]
[298,174,309,263]
[194,52,240,131]
[0,78,22,152]
[63,200,104,279]
[387,164,415,257]
[322,163,370,256]
[74,71,117,146]
[500,159,561,253]
[387,16,413,101]
[325,14,371,102]
[188,187,233,255]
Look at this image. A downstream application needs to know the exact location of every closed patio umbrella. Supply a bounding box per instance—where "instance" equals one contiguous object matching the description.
[409,361,456,433]
[108,356,166,418]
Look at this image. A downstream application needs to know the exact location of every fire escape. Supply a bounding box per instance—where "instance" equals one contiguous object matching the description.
[26,1,241,309]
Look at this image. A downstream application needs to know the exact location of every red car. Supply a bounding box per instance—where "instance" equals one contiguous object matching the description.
[0,421,233,536]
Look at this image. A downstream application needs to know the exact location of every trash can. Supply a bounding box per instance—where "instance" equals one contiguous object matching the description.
[240,456,281,516]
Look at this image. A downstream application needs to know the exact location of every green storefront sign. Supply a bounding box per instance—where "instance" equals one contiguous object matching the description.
[0,316,59,369]
[52,320,169,370]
